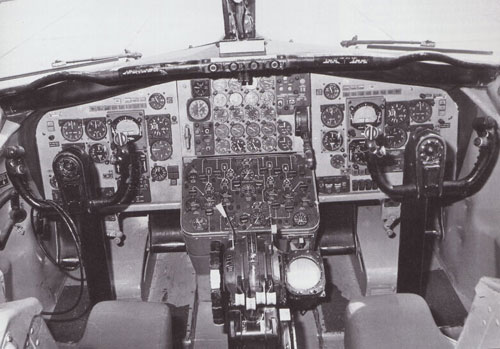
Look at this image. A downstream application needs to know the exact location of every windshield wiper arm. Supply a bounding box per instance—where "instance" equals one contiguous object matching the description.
[366,44,493,56]
[341,35,435,48]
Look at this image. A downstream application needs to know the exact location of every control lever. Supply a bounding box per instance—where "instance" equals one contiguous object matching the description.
[367,116,499,200]
[0,188,27,250]
[295,106,315,169]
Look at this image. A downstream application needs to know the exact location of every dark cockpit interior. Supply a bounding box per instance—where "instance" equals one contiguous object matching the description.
[1,1,500,348]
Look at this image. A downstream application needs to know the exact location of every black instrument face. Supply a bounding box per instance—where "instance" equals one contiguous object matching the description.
[409,100,433,123]
[191,79,211,97]
[385,126,408,149]
[148,93,166,110]
[61,120,83,142]
[322,131,343,151]
[349,140,368,165]
[85,119,107,141]
[147,115,171,138]
[321,105,344,128]
[386,102,409,126]
[89,143,108,163]
[150,140,173,161]
[324,83,340,100]
[151,165,168,182]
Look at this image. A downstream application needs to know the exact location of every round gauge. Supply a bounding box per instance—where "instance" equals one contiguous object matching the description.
[262,137,277,152]
[410,100,433,123]
[187,98,210,121]
[214,108,229,123]
[192,80,210,97]
[321,105,344,128]
[215,124,230,139]
[231,139,246,153]
[246,122,260,137]
[349,140,368,165]
[148,93,166,110]
[230,107,244,121]
[228,79,241,91]
[147,115,171,138]
[278,136,293,151]
[213,79,228,92]
[330,154,345,169]
[231,123,245,138]
[213,93,227,107]
[192,217,208,231]
[229,92,243,106]
[260,91,275,105]
[241,168,255,181]
[259,77,274,90]
[241,183,256,197]
[244,91,260,105]
[322,131,343,151]
[85,119,107,141]
[112,116,141,145]
[250,212,268,227]
[277,120,293,135]
[215,139,231,154]
[185,198,202,212]
[61,120,83,142]
[261,122,276,136]
[150,140,173,161]
[151,165,168,182]
[386,102,409,125]
[245,106,260,120]
[293,211,309,226]
[89,143,108,163]
[246,138,261,152]
[385,127,408,149]
[350,102,382,127]
[324,83,340,100]
[262,106,276,120]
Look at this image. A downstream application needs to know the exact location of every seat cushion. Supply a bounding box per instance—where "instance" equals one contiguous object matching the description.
[77,301,172,349]
[344,293,455,349]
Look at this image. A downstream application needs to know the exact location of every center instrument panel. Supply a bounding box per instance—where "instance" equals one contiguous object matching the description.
[35,73,459,211]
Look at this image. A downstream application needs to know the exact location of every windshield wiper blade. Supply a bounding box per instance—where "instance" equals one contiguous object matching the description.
[0,50,142,83]
[366,44,493,56]
[341,35,435,48]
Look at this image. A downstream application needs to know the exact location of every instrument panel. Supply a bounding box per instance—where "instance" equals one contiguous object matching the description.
[35,73,459,210]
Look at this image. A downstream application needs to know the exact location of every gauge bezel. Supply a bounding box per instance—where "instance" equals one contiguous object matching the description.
[187,98,211,122]
[386,102,410,126]
[84,118,107,141]
[148,93,166,110]
[150,139,173,161]
[147,115,171,139]
[60,119,84,142]
[320,104,344,128]
[323,83,341,100]
[321,130,343,152]
[191,79,211,98]
[349,101,384,129]
[384,126,408,149]
[409,99,433,123]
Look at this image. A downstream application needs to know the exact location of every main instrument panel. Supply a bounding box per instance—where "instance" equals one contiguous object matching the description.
[35,73,459,211]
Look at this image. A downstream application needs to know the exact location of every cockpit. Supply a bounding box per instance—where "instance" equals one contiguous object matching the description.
[1,1,500,348]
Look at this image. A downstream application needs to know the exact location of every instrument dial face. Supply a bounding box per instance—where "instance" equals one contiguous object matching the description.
[351,102,382,127]
[213,79,228,92]
[187,99,210,121]
[246,122,260,137]
[277,120,293,135]
[386,102,409,125]
[385,127,408,149]
[185,198,202,212]
[151,165,168,182]
[213,93,227,107]
[260,91,275,105]
[244,91,260,106]
[89,143,108,163]
[245,106,260,120]
[321,105,344,128]
[241,183,256,197]
[322,131,343,151]
[215,139,231,154]
[330,154,345,169]
[230,123,245,138]
[147,115,170,138]
[262,106,276,120]
[229,92,243,106]
[261,122,276,137]
[228,79,241,91]
[410,100,433,123]
[293,211,309,226]
[192,217,208,231]
[112,116,141,144]
[241,168,255,181]
[246,138,261,152]
[259,77,274,90]
[231,139,246,153]
[148,93,166,110]
[262,137,277,152]
[215,124,230,139]
[214,108,229,123]
[61,120,83,142]
[230,107,244,121]
[349,140,368,165]
[85,119,107,140]
[278,136,293,151]
[150,140,173,161]
[191,79,211,97]
[324,83,340,100]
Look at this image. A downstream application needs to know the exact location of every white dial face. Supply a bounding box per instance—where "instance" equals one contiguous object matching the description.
[352,105,378,124]
[188,99,210,120]
[213,79,228,92]
[244,91,259,105]
[229,92,243,106]
[260,91,275,105]
[213,93,227,107]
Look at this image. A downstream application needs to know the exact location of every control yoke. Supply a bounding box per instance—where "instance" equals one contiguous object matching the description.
[367,116,499,200]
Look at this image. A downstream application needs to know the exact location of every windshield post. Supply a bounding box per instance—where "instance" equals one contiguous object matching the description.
[222,0,256,40]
